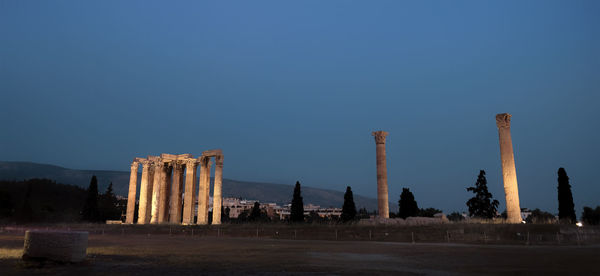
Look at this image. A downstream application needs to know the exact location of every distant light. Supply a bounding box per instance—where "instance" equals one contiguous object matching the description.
[576,222,583,227]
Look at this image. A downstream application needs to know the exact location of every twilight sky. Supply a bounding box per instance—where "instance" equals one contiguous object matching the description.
[1,1,599,214]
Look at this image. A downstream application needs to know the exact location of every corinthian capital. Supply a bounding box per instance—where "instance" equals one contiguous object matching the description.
[185,159,197,169]
[496,113,512,129]
[141,159,152,169]
[130,161,139,170]
[215,155,224,167]
[372,131,389,144]
[172,161,183,171]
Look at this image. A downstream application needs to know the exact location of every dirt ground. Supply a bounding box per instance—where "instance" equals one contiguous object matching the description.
[1,233,599,275]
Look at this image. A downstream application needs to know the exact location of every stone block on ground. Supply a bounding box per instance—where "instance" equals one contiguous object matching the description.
[22,230,88,263]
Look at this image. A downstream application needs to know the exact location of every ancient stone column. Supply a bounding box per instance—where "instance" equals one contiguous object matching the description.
[182,160,198,225]
[496,113,522,223]
[212,155,224,225]
[372,131,389,219]
[146,165,155,222]
[137,161,153,224]
[158,164,171,223]
[197,157,212,225]
[150,161,164,224]
[125,161,139,224]
[169,162,185,224]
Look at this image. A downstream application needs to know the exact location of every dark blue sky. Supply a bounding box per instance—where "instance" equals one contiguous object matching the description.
[1,1,599,214]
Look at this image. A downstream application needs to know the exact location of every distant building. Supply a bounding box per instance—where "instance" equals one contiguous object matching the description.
[222,197,258,218]
[521,208,531,221]
[277,203,342,220]
[220,197,342,220]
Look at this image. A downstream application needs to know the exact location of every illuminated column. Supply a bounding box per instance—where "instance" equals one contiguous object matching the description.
[169,162,185,224]
[197,157,212,225]
[211,155,224,225]
[125,161,139,224]
[182,160,198,225]
[372,131,389,219]
[137,161,153,224]
[496,113,522,223]
[158,164,171,223]
[150,161,164,224]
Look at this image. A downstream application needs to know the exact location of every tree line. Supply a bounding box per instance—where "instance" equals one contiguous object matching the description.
[1,168,598,225]
[0,176,124,223]
[376,167,599,225]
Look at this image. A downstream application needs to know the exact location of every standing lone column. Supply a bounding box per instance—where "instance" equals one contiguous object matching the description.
[496,113,522,223]
[169,162,185,224]
[182,160,198,225]
[137,160,153,224]
[125,161,139,224]
[372,131,390,219]
[150,161,164,224]
[212,155,224,225]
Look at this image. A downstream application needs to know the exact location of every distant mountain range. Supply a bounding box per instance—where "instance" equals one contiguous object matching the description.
[0,161,392,211]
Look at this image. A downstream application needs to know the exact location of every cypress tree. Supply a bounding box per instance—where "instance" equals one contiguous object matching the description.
[581,206,600,225]
[557,168,576,223]
[249,202,261,221]
[341,186,357,222]
[398,188,419,219]
[466,170,499,219]
[99,182,120,221]
[222,206,230,222]
[105,182,114,198]
[81,175,100,222]
[290,181,304,222]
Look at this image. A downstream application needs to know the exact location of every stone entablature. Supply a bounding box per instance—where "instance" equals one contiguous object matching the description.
[125,150,224,225]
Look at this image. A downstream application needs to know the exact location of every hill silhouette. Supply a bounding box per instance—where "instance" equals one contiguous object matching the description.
[0,161,389,211]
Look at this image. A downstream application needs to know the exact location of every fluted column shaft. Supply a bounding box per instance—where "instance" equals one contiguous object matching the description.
[182,160,198,225]
[137,162,153,224]
[496,113,522,223]
[211,155,224,225]
[197,157,212,225]
[125,161,139,224]
[169,162,185,224]
[158,165,171,223]
[150,162,164,224]
[373,131,389,219]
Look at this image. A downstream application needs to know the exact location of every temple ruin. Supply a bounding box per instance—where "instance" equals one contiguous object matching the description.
[496,113,522,223]
[125,150,224,225]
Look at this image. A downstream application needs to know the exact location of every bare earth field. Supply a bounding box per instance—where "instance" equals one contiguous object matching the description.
[1,230,599,275]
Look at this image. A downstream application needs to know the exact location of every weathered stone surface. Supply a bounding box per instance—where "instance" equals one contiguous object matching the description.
[496,113,522,223]
[169,161,185,224]
[150,161,164,224]
[182,159,197,225]
[201,149,223,157]
[137,160,153,224]
[372,131,389,219]
[22,230,88,263]
[125,161,139,224]
[197,157,212,225]
[212,155,224,225]
[129,151,224,225]
[158,164,171,223]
